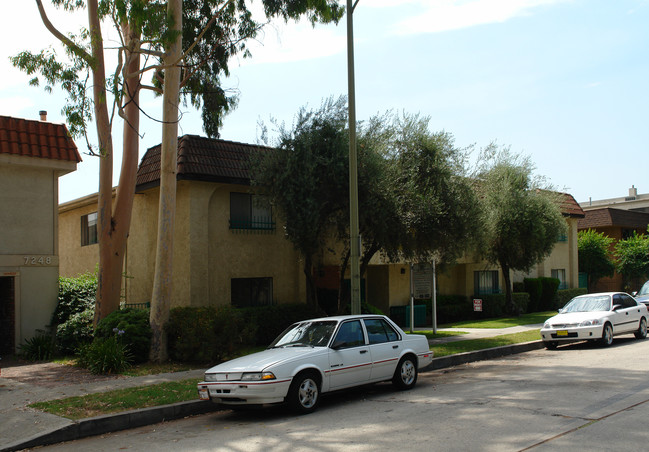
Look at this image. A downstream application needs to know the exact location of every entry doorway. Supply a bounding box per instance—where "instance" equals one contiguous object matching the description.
[0,277,15,355]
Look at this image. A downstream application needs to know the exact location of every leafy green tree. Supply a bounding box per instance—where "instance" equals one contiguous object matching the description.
[475,146,567,314]
[253,101,482,312]
[14,0,342,358]
[577,229,615,292]
[614,231,649,292]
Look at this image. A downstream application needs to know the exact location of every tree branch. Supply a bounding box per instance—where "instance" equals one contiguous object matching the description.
[35,0,92,63]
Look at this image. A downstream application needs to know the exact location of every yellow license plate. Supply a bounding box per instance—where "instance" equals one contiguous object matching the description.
[557,330,568,336]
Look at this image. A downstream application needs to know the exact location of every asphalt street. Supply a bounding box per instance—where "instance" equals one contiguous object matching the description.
[24,336,649,452]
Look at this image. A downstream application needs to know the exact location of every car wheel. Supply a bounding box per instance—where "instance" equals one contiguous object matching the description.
[600,323,613,347]
[635,317,647,339]
[544,341,558,350]
[392,355,418,390]
[287,371,320,414]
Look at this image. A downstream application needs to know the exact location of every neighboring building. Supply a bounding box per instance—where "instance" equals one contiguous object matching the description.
[58,135,583,318]
[577,207,649,292]
[580,186,649,213]
[0,114,81,354]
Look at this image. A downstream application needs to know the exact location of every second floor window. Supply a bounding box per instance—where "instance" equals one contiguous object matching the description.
[81,212,98,246]
[230,193,274,231]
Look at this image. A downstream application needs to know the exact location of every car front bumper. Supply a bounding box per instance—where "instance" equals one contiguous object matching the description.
[197,378,292,405]
[540,325,603,342]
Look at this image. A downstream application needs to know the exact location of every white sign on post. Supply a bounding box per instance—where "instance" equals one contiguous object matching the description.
[412,264,433,299]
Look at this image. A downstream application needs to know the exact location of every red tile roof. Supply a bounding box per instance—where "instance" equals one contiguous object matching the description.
[136,135,272,191]
[0,115,81,163]
[559,192,585,218]
[578,207,649,230]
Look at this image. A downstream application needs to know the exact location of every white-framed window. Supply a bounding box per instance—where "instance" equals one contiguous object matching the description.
[229,193,274,231]
[81,212,98,246]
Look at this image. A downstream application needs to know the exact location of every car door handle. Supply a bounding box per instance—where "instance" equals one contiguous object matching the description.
[360,350,368,354]
[392,345,399,349]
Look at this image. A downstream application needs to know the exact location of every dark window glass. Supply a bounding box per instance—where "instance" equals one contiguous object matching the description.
[231,277,273,308]
[364,318,399,344]
[229,193,273,230]
[474,271,499,295]
[81,212,98,246]
[333,320,365,348]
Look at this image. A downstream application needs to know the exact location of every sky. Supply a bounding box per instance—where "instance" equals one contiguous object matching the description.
[1,0,648,204]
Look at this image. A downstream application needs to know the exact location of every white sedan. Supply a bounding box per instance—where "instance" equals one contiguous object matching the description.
[197,314,433,413]
[540,292,648,349]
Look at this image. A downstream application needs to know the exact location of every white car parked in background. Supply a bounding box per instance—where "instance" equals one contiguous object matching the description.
[198,315,433,413]
[540,292,648,349]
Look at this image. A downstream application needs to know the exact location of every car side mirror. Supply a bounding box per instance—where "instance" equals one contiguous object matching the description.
[557,308,563,313]
[331,340,346,350]
[612,304,622,311]
[632,291,638,296]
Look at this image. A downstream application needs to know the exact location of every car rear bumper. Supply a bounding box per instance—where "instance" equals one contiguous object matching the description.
[197,378,292,405]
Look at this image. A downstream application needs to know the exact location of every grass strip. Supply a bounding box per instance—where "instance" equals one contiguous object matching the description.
[29,378,200,420]
[407,330,468,340]
[442,312,554,329]
[431,329,540,357]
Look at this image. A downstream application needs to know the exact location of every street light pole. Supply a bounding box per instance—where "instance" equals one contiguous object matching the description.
[347,0,361,315]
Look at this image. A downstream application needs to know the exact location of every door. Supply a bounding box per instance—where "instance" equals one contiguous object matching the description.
[328,320,371,389]
[613,293,643,333]
[0,277,15,355]
[364,318,402,381]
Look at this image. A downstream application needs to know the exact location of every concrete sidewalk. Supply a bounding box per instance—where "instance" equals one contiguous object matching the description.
[0,324,543,452]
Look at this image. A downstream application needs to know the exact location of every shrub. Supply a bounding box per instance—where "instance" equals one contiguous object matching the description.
[239,303,321,346]
[523,278,543,313]
[539,277,561,310]
[556,287,588,309]
[95,308,152,363]
[512,292,530,313]
[19,330,56,361]
[78,336,132,374]
[52,273,97,325]
[56,308,95,355]
[167,306,228,364]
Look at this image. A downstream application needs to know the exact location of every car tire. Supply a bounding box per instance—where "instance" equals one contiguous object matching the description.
[635,317,647,339]
[544,341,558,350]
[287,371,320,414]
[392,355,418,390]
[600,323,613,347]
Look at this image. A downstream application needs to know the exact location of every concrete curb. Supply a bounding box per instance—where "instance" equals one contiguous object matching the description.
[2,340,545,452]
[1,400,219,452]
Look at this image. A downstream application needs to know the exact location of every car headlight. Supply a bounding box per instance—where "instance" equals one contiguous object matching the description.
[543,322,550,329]
[204,373,218,382]
[579,319,601,327]
[241,372,276,381]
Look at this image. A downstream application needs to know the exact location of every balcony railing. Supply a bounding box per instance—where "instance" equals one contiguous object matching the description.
[230,217,276,234]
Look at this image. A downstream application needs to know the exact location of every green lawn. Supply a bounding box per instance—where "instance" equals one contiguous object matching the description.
[431,329,540,357]
[441,311,555,329]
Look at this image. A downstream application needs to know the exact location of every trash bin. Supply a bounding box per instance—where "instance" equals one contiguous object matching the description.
[405,305,426,328]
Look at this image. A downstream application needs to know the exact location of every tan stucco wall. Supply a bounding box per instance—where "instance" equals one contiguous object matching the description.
[123,181,306,308]
[1,154,75,351]
[59,199,101,277]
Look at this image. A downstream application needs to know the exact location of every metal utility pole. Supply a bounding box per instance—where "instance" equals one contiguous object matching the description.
[347,0,361,315]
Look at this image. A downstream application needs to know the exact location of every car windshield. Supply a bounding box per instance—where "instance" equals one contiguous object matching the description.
[638,281,649,296]
[561,295,611,313]
[269,321,337,348]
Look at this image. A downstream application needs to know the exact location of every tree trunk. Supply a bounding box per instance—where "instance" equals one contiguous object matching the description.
[150,0,183,362]
[94,16,141,326]
[500,260,517,315]
[337,248,351,314]
[303,255,318,308]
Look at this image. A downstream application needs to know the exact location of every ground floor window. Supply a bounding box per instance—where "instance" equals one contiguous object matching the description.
[474,270,499,295]
[231,277,273,308]
[551,269,567,290]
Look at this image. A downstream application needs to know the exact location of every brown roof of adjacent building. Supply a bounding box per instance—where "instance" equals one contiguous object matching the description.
[0,115,81,163]
[136,135,272,191]
[578,207,649,230]
[559,192,585,218]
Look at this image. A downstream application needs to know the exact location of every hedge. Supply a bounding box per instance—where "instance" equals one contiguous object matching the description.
[555,287,588,309]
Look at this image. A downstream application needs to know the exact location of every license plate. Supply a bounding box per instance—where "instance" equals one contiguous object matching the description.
[557,330,568,337]
[198,388,209,400]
